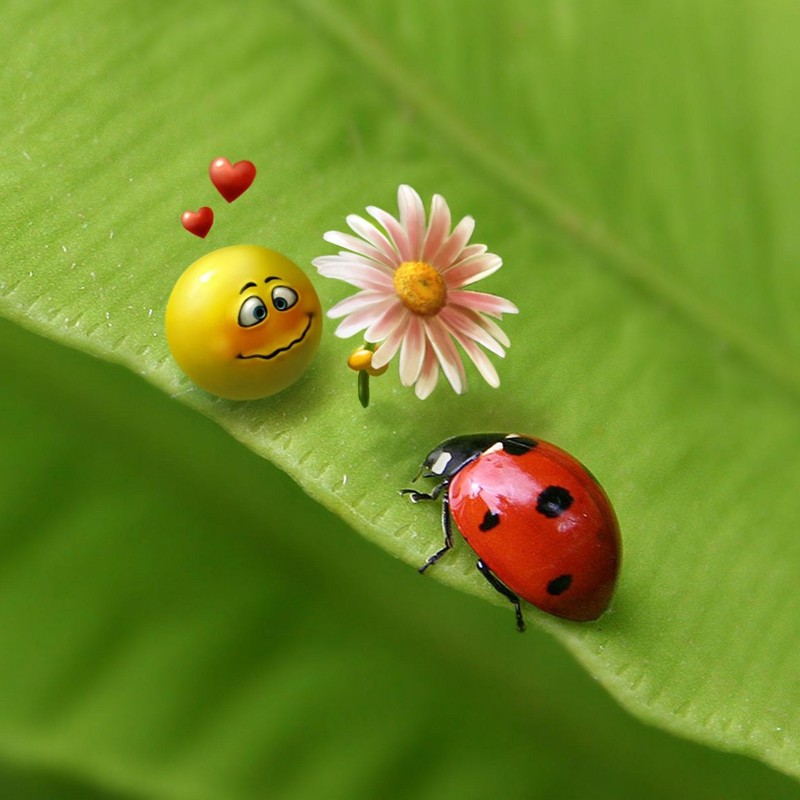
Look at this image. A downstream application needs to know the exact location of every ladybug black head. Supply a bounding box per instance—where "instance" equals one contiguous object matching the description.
[420,433,537,481]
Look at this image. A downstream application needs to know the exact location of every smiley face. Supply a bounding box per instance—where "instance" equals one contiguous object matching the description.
[165,245,322,399]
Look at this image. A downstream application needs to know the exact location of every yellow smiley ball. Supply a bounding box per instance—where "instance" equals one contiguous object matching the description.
[165,245,322,400]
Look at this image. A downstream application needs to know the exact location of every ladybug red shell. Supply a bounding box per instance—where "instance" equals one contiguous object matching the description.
[403,433,621,631]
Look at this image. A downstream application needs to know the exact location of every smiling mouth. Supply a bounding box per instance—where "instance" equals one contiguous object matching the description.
[236,314,314,361]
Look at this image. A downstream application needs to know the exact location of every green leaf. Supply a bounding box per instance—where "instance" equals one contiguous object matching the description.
[2,0,800,789]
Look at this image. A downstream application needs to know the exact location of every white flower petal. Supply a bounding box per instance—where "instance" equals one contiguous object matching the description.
[450,243,487,263]
[371,313,411,368]
[334,296,398,338]
[425,317,465,394]
[312,253,393,277]
[398,185,426,261]
[345,252,397,274]
[346,214,401,266]
[399,315,426,386]
[451,330,500,388]
[433,215,475,269]
[443,254,503,288]
[323,230,396,269]
[448,289,519,318]
[438,306,505,357]
[311,254,344,269]
[314,253,393,277]
[367,204,412,261]
[365,300,407,343]
[314,260,394,292]
[471,312,511,349]
[422,194,451,263]
[327,290,389,319]
[415,347,440,399]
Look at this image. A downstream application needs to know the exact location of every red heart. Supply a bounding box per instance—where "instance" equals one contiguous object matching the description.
[181,206,214,238]
[209,157,256,203]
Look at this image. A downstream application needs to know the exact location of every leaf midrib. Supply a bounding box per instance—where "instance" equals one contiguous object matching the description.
[292,0,800,402]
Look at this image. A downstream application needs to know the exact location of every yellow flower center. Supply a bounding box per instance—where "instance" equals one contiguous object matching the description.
[392,261,447,317]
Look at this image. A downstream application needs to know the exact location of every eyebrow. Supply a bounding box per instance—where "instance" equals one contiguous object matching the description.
[239,282,258,294]
[264,276,281,284]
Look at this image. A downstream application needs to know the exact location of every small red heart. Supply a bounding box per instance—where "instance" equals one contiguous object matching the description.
[181,206,214,238]
[209,157,256,203]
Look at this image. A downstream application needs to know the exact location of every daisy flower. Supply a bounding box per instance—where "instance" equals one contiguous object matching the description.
[312,185,518,400]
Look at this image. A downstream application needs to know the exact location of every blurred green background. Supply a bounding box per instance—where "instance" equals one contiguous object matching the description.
[3,1,800,798]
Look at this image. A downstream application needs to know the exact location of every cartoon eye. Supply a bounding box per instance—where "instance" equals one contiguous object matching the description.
[238,296,268,327]
[271,286,298,312]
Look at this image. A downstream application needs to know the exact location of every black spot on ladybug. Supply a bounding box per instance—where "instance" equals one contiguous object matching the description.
[536,485,573,518]
[502,437,537,456]
[479,510,500,532]
[547,574,572,596]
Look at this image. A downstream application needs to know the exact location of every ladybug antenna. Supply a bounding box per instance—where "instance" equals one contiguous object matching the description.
[410,462,426,483]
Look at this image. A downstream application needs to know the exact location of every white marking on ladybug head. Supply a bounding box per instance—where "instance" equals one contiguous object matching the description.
[484,441,504,455]
[430,451,452,475]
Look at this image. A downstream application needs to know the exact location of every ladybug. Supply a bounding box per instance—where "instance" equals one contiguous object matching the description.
[402,433,621,631]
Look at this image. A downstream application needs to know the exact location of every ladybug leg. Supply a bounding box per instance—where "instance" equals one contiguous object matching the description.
[398,481,447,503]
[400,481,453,573]
[417,489,454,574]
[476,559,525,632]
